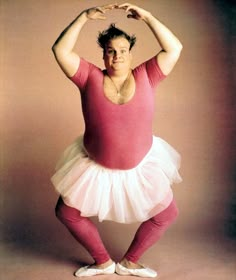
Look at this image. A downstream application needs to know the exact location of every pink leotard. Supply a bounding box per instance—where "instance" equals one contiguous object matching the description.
[70,56,165,170]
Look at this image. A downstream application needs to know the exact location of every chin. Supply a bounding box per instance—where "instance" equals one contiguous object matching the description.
[112,62,123,67]
[112,63,126,70]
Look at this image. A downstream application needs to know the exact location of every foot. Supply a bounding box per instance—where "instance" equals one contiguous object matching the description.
[120,259,144,269]
[89,259,114,269]
[75,260,115,277]
[116,259,157,278]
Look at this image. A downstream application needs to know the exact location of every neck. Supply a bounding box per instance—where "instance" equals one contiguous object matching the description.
[106,69,130,80]
[106,69,132,97]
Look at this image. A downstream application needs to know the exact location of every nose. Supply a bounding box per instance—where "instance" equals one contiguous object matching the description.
[113,51,122,59]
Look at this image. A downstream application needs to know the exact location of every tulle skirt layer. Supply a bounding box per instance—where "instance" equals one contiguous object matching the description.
[51,136,182,224]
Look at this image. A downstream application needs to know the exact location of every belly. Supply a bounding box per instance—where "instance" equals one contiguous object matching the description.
[83,131,153,170]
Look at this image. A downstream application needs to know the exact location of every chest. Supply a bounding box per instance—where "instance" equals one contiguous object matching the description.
[82,71,155,123]
[103,74,135,105]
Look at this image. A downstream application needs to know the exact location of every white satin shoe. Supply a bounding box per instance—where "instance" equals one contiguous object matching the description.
[74,262,116,277]
[116,262,158,278]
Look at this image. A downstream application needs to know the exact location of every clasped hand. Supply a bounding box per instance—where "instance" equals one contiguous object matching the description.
[85,3,150,21]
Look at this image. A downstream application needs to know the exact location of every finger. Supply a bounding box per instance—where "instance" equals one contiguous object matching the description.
[95,12,107,19]
[96,4,115,14]
[117,3,130,11]
[102,3,117,10]
[127,14,138,20]
[96,7,105,14]
[98,16,106,20]
[127,14,134,18]
[118,2,131,7]
[119,4,136,14]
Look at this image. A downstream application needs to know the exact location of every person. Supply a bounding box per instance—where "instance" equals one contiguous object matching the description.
[51,2,183,278]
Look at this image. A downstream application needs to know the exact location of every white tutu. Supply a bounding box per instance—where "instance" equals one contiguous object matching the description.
[51,136,182,223]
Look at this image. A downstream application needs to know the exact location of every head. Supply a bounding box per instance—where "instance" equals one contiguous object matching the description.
[97,24,136,73]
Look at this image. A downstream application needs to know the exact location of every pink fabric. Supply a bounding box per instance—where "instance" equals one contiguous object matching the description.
[52,136,182,223]
[55,197,178,264]
[124,199,179,262]
[70,57,166,170]
[55,197,111,264]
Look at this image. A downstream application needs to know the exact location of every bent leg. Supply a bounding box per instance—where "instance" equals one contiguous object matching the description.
[124,199,179,263]
[55,197,111,264]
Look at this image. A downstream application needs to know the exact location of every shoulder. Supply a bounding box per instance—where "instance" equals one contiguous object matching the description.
[134,56,164,73]
[70,58,102,88]
[71,58,99,77]
[134,56,166,87]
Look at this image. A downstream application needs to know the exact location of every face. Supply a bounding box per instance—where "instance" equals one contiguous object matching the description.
[103,37,132,73]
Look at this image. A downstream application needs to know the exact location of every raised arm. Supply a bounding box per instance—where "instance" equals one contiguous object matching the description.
[52,4,116,77]
[118,3,183,75]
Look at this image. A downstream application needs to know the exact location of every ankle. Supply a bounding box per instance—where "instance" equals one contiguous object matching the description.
[95,259,113,268]
[120,258,143,269]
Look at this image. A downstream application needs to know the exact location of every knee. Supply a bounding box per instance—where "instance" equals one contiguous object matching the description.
[55,197,65,222]
[152,200,179,227]
[55,197,83,224]
[169,201,179,224]
[165,199,179,226]
[55,197,72,224]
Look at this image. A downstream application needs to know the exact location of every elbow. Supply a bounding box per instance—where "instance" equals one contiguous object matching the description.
[51,42,58,54]
[179,42,183,53]
[166,41,183,59]
[173,42,183,60]
[176,41,183,55]
[51,37,63,55]
[178,40,183,53]
[51,43,65,60]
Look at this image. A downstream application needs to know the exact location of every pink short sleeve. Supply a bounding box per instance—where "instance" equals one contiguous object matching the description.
[70,58,93,91]
[145,56,166,88]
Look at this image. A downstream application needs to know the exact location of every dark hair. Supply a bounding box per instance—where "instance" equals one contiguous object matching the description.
[97,24,136,52]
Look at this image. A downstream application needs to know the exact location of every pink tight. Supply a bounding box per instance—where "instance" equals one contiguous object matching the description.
[55,198,178,264]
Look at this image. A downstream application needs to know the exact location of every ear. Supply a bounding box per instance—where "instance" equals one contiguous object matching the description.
[129,51,133,60]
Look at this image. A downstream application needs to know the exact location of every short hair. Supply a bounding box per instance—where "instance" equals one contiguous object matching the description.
[97,24,136,52]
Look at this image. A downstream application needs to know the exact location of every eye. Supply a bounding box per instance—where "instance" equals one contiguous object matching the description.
[106,49,115,55]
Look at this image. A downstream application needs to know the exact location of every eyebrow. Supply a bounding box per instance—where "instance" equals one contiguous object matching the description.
[106,46,128,49]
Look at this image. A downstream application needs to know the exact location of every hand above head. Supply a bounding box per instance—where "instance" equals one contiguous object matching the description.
[85,4,117,20]
[52,2,182,78]
[116,3,151,21]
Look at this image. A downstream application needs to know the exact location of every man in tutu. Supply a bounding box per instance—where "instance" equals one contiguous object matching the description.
[51,3,182,278]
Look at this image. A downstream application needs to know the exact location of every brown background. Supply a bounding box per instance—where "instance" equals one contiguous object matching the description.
[1,0,235,279]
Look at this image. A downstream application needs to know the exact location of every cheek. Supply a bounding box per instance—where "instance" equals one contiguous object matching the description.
[104,56,112,64]
[126,56,132,65]
[103,57,109,67]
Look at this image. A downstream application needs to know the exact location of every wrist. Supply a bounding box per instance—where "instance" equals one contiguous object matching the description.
[142,11,154,23]
[80,10,90,21]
